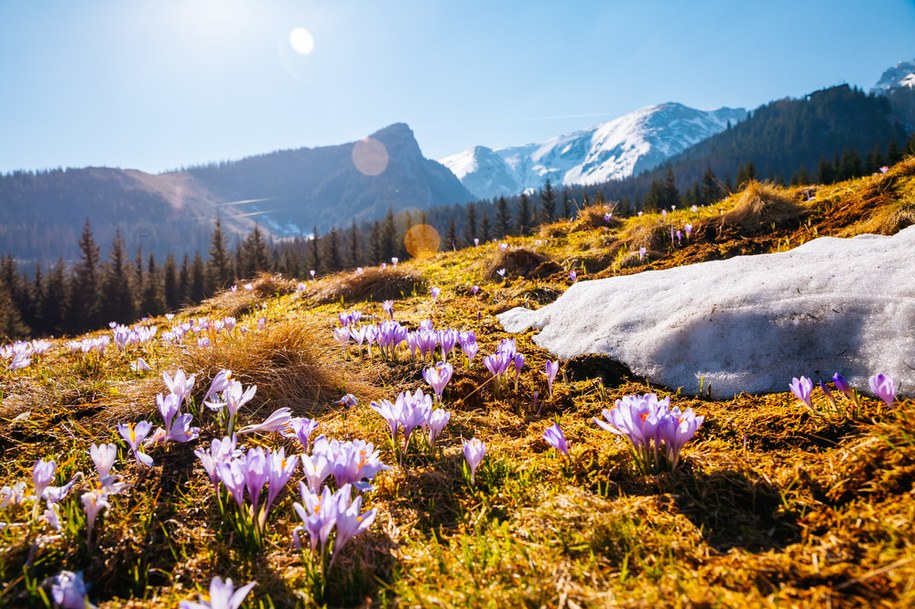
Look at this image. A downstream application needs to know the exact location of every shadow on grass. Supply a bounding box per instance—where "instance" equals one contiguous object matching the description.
[672,468,801,552]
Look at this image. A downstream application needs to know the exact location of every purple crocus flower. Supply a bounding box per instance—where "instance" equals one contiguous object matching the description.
[789,376,814,409]
[426,408,451,447]
[868,373,896,408]
[331,487,377,562]
[423,361,454,403]
[51,571,91,609]
[293,483,337,556]
[337,394,359,409]
[117,421,155,467]
[162,369,195,406]
[463,438,486,484]
[237,407,293,435]
[496,268,506,279]
[684,224,693,238]
[471,285,479,295]
[604,212,612,223]
[382,300,394,320]
[483,352,510,379]
[543,423,569,457]
[499,242,508,252]
[81,489,109,544]
[569,270,577,282]
[655,406,704,469]
[639,246,647,261]
[594,394,664,450]
[300,447,333,493]
[195,436,237,491]
[430,286,441,303]
[545,360,559,398]
[179,576,256,609]
[327,439,389,490]
[263,447,298,524]
[438,329,457,361]
[167,413,200,443]
[283,417,319,451]
[32,459,56,520]
[832,372,853,398]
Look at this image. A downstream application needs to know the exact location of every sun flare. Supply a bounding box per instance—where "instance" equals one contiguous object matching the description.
[289,27,315,55]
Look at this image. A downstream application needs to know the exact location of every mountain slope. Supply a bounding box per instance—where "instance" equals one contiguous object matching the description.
[440,103,746,199]
[186,123,475,234]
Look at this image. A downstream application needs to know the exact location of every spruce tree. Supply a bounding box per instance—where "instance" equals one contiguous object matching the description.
[309,226,321,274]
[464,202,477,246]
[539,180,556,223]
[141,254,165,317]
[445,217,457,250]
[190,252,206,303]
[663,167,680,209]
[496,197,512,237]
[0,283,28,340]
[43,259,67,336]
[516,193,531,236]
[28,264,45,333]
[101,230,136,324]
[369,222,382,263]
[561,192,572,218]
[349,221,360,267]
[68,219,102,332]
[701,168,721,205]
[480,210,492,242]
[207,216,233,293]
[327,228,341,272]
[163,254,180,311]
[178,254,191,305]
[381,208,397,261]
[241,226,271,278]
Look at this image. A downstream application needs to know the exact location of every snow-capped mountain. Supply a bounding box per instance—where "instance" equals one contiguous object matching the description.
[440,103,747,200]
[871,59,915,93]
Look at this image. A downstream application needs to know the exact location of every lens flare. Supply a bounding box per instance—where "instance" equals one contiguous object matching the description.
[352,137,389,176]
[404,224,440,258]
[289,27,315,55]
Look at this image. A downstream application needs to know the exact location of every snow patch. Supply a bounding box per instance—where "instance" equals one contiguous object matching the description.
[499,228,915,398]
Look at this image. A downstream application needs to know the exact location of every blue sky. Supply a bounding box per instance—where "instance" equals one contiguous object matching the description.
[1,0,913,173]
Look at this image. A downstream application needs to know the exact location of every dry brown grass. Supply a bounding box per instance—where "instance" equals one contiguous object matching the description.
[572,202,621,231]
[179,317,358,417]
[189,273,300,319]
[718,180,807,233]
[306,266,426,305]
[484,247,562,280]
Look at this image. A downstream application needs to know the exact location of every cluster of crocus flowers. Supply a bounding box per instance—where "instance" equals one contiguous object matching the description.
[204,376,257,435]
[337,316,480,367]
[1,339,51,371]
[594,393,704,474]
[371,389,451,461]
[483,339,524,396]
[423,361,453,403]
[110,322,158,352]
[791,371,897,418]
[65,336,110,355]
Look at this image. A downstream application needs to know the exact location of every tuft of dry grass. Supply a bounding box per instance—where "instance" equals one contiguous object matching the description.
[718,180,807,233]
[180,317,357,416]
[572,202,621,231]
[188,272,300,319]
[484,247,562,280]
[306,266,426,305]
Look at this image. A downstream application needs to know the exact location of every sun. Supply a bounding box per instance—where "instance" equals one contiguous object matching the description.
[289,27,315,55]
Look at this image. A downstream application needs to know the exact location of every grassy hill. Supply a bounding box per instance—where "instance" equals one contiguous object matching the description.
[1,158,914,608]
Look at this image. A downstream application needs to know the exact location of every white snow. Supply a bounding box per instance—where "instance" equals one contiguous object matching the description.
[872,59,915,93]
[440,103,746,200]
[499,228,915,398]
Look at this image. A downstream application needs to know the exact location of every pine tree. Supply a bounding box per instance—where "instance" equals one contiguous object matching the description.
[561,192,572,218]
[445,217,458,251]
[369,222,382,263]
[496,196,512,237]
[141,254,165,317]
[464,202,477,246]
[241,226,271,278]
[479,210,492,242]
[663,167,680,209]
[68,219,102,333]
[643,179,664,212]
[327,228,341,272]
[516,193,531,235]
[207,216,233,293]
[817,158,835,184]
[101,230,136,324]
[178,254,191,305]
[163,254,180,311]
[701,168,721,205]
[539,179,556,223]
[349,221,360,267]
[43,259,67,336]
[0,282,28,340]
[309,226,321,274]
[28,264,45,333]
[190,252,206,303]
[381,208,397,261]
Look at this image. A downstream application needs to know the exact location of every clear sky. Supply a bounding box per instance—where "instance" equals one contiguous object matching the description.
[1,0,913,174]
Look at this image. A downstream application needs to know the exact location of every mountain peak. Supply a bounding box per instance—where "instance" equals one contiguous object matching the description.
[441,103,746,199]
[872,59,915,93]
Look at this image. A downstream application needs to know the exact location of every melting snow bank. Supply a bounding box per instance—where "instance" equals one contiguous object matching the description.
[499,226,915,398]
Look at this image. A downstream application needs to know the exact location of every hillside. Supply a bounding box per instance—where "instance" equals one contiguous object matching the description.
[1,157,914,608]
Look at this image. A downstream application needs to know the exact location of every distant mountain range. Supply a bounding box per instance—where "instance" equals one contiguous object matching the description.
[440,104,747,200]
[0,124,473,262]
